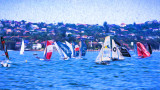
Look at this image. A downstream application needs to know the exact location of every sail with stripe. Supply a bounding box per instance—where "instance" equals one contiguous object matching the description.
[43,40,53,60]
[56,41,72,60]
[20,39,25,55]
[65,41,74,58]
[54,42,66,59]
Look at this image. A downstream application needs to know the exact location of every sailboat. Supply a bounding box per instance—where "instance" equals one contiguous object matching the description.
[95,36,124,65]
[20,39,25,55]
[38,40,53,60]
[54,41,71,60]
[71,41,77,58]
[1,37,11,67]
[119,47,131,57]
[136,42,151,58]
[78,39,87,59]
[65,41,75,58]
[114,40,131,57]
[147,43,152,54]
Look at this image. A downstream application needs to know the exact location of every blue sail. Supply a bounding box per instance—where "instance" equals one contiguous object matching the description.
[57,41,72,58]
[80,39,87,56]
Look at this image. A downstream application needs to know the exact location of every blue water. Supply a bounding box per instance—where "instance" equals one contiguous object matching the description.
[0,51,160,89]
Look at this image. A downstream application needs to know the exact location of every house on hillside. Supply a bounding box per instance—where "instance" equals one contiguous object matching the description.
[32,43,42,50]
[66,31,72,36]
[6,29,12,34]
[120,23,126,27]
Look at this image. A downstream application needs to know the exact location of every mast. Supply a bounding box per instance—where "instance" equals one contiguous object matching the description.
[79,40,82,58]
[100,43,104,62]
[43,41,47,59]
[72,41,76,57]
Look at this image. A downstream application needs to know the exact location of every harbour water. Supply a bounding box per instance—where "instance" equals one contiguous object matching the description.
[0,51,160,89]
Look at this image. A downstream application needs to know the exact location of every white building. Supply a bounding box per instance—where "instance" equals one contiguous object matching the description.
[32,43,42,50]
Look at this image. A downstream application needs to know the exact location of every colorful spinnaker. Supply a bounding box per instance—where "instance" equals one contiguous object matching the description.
[137,42,150,58]
[43,40,53,60]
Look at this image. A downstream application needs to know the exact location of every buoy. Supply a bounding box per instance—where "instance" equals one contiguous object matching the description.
[25,60,27,63]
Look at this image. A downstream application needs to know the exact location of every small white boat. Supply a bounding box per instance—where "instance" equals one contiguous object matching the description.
[20,39,25,55]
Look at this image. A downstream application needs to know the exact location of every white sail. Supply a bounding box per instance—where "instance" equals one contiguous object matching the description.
[111,39,119,59]
[65,41,74,58]
[43,47,46,58]
[61,48,69,60]
[95,47,103,63]
[20,39,25,55]
[111,39,124,60]
[54,42,64,58]
[95,36,111,63]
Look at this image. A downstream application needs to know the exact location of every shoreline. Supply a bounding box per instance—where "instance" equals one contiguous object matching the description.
[1,49,160,52]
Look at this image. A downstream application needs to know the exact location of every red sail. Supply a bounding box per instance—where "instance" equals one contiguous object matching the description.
[136,42,150,58]
[44,41,53,60]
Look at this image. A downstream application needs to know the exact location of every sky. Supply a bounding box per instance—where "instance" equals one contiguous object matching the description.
[0,0,160,25]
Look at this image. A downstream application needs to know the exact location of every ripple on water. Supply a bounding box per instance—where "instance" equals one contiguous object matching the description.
[0,51,160,89]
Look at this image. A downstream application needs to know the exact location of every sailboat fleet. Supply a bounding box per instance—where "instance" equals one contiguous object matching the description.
[40,39,87,60]
[0,35,153,67]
